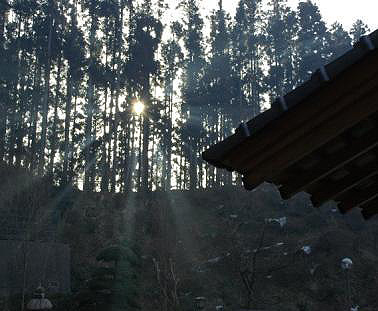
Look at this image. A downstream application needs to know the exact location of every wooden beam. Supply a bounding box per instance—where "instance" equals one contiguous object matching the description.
[225,53,378,171]
[242,87,378,190]
[361,196,378,220]
[309,157,378,207]
[337,178,378,213]
[277,121,378,199]
[239,78,378,173]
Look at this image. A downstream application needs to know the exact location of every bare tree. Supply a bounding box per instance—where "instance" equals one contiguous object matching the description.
[153,257,181,311]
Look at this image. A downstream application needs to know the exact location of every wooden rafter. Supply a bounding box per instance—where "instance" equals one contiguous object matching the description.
[223,50,378,172]
[337,177,378,213]
[202,30,378,219]
[309,151,378,207]
[277,118,378,199]
[361,196,378,220]
[242,87,378,190]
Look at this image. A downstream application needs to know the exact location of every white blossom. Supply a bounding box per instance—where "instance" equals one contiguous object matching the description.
[278,217,287,227]
[341,257,353,270]
[302,245,312,255]
[266,217,287,227]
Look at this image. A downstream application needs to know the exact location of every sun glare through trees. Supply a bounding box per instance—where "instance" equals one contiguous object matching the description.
[132,100,145,115]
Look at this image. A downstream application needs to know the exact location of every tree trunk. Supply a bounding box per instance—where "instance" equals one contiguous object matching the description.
[0,86,5,162]
[110,3,124,193]
[141,78,151,193]
[100,30,109,192]
[165,86,173,190]
[100,82,109,192]
[107,88,114,188]
[150,132,156,190]
[124,112,135,192]
[110,95,119,192]
[38,6,53,175]
[48,54,62,173]
[141,112,150,193]
[8,17,22,165]
[29,65,41,172]
[68,95,78,184]
[189,139,197,190]
[84,6,97,192]
[0,3,6,43]
[189,109,198,191]
[137,117,142,191]
[62,71,72,185]
[14,48,28,168]
[0,3,8,161]
[122,112,131,193]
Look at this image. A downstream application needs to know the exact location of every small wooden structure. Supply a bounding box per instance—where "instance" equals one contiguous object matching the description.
[203,29,378,219]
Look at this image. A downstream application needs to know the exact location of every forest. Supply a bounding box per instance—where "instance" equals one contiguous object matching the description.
[1,1,378,311]
[0,0,370,192]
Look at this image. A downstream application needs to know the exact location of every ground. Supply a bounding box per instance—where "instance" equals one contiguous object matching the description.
[1,165,378,310]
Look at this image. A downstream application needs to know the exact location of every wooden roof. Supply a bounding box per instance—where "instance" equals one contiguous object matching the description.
[203,29,378,220]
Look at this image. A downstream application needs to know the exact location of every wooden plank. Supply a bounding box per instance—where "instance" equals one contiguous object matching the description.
[238,80,378,173]
[337,179,378,213]
[361,196,378,220]
[202,130,244,168]
[309,157,378,207]
[230,57,378,170]
[240,75,378,175]
[242,87,378,190]
[277,121,378,199]
[224,52,378,171]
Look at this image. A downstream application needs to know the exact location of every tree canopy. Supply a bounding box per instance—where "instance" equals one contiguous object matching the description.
[0,0,368,192]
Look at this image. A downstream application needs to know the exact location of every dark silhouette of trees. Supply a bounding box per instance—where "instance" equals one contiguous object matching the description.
[204,0,236,187]
[76,243,140,311]
[179,0,205,190]
[161,21,183,190]
[232,0,263,121]
[350,19,370,42]
[326,22,352,61]
[0,0,367,192]
[295,0,328,84]
[264,0,297,99]
[126,1,162,193]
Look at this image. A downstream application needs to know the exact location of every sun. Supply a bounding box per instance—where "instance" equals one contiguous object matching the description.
[132,100,145,115]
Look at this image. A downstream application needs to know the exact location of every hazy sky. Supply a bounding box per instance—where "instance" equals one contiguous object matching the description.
[199,0,378,32]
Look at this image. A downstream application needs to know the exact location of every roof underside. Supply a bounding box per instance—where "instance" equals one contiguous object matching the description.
[203,29,378,220]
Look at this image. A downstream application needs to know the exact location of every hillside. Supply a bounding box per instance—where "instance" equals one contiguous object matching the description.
[57,186,378,310]
[1,165,378,311]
